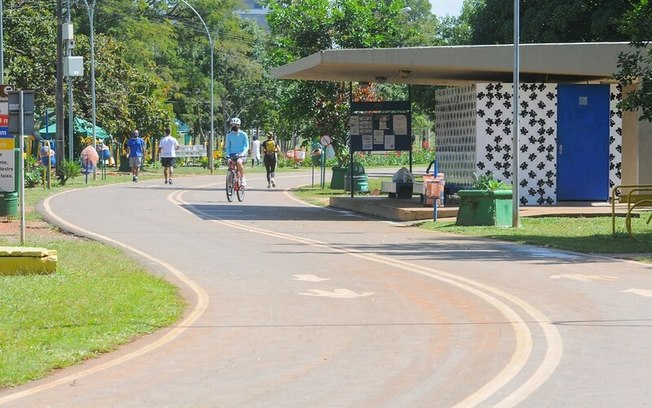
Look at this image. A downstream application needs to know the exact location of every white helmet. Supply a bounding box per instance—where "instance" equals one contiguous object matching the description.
[230,117,241,126]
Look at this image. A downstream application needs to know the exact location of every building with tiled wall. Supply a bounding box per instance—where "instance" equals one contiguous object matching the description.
[435,83,622,205]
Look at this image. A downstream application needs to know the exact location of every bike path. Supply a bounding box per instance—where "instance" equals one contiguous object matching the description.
[1,172,652,407]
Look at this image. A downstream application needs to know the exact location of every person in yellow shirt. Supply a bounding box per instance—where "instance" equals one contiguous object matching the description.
[262,131,279,188]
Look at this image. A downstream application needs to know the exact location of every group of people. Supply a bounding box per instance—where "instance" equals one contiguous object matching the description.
[126,127,179,184]
[125,117,280,189]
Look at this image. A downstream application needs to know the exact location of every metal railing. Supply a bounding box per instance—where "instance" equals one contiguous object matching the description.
[611,184,652,239]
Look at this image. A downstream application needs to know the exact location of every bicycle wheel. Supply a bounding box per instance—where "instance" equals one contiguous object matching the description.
[226,171,235,202]
[236,182,245,202]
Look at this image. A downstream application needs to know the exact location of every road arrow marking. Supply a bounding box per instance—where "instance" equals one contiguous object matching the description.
[299,289,374,299]
[623,289,652,297]
[550,274,618,282]
[293,274,330,282]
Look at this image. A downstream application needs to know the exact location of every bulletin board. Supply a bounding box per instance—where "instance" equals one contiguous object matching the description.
[348,101,411,153]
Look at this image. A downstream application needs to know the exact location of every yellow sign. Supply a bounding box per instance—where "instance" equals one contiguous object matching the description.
[0,139,14,150]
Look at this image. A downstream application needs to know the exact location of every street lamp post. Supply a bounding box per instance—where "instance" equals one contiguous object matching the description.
[81,0,97,154]
[512,0,520,228]
[179,0,214,171]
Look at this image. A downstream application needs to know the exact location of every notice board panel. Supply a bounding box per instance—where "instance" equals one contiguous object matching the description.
[349,113,411,152]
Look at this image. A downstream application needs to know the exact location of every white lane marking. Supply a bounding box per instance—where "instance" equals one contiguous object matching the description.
[174,192,563,408]
[0,188,211,406]
[293,274,330,282]
[299,289,374,298]
[551,274,619,282]
[623,289,652,297]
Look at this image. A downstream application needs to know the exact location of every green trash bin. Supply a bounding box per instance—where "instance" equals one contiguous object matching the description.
[344,162,369,193]
[0,191,18,217]
[456,189,513,226]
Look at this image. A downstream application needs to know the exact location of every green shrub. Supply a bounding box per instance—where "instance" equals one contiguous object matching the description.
[57,160,81,186]
[24,169,43,188]
[472,172,511,191]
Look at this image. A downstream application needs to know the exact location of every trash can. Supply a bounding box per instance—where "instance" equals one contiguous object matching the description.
[0,191,18,217]
[344,162,368,193]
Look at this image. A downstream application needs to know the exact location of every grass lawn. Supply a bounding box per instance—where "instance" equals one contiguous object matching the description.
[419,216,652,261]
[0,166,200,389]
[0,237,183,388]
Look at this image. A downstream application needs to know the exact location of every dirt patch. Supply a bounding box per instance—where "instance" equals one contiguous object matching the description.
[0,219,76,244]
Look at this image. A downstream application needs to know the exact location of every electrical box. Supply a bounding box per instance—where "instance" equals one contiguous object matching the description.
[64,56,84,77]
[63,23,74,41]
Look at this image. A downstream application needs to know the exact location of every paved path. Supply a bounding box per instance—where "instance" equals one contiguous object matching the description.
[2,171,652,407]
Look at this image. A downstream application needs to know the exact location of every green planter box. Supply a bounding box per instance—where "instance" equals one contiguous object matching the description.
[456,189,513,226]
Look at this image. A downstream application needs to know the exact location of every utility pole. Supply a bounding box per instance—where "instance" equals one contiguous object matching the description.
[66,0,74,160]
[56,0,65,180]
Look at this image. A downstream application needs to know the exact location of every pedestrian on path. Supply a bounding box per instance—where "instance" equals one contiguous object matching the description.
[251,135,261,167]
[158,127,179,185]
[262,131,279,188]
[126,129,145,182]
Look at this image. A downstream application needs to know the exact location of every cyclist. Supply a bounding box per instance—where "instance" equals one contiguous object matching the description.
[225,117,249,186]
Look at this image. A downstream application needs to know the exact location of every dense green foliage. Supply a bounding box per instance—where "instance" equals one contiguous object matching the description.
[263,0,440,164]
[613,1,652,122]
[467,0,631,44]
[4,0,649,161]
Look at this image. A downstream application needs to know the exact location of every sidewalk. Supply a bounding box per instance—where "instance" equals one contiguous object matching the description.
[329,196,626,222]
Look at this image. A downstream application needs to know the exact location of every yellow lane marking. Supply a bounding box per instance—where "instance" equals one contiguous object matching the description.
[173,189,563,407]
[0,188,210,406]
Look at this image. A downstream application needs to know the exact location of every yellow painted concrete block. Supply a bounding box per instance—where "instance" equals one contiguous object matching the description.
[0,246,58,275]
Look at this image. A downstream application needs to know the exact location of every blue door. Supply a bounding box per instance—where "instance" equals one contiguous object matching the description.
[557,84,610,201]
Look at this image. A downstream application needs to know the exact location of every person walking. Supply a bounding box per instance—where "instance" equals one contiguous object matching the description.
[251,135,261,167]
[262,131,279,188]
[225,117,249,187]
[126,129,145,182]
[158,127,179,185]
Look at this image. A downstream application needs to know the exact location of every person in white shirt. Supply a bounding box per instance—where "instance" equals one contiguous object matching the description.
[251,135,261,166]
[158,127,179,185]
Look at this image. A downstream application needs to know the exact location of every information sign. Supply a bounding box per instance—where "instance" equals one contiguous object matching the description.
[0,138,15,192]
[349,113,411,152]
[0,85,13,138]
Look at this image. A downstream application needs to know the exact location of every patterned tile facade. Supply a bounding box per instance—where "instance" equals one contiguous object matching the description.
[609,84,623,194]
[434,85,477,187]
[435,83,623,205]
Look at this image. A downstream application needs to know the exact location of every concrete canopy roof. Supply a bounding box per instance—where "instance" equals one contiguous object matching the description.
[271,42,632,86]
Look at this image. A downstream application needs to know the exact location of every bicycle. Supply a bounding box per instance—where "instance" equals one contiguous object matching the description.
[225,154,245,202]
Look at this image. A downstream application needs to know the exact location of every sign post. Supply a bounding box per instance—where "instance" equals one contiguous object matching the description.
[8,90,35,244]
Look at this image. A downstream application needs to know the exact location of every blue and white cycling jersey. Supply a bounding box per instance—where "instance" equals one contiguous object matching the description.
[225,130,249,157]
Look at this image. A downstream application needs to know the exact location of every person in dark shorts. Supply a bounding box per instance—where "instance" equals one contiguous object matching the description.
[126,130,145,182]
[262,131,279,188]
[157,127,179,184]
